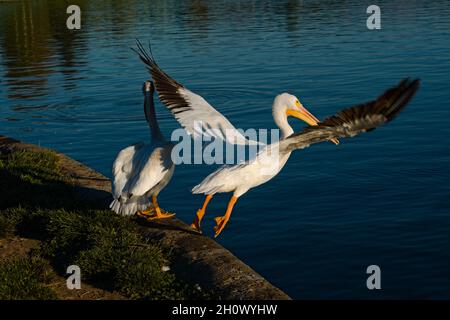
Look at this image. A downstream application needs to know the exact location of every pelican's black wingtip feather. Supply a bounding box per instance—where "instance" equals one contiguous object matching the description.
[132,39,184,89]
[319,77,420,129]
[281,78,420,153]
[379,77,420,123]
[133,39,154,67]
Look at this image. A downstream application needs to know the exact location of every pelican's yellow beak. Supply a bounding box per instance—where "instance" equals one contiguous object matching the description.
[286,103,339,145]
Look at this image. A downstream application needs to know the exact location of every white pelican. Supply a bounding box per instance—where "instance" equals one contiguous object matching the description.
[191,79,419,236]
[135,44,419,237]
[110,81,175,220]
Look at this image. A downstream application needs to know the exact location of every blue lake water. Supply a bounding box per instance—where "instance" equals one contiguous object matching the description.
[1,0,450,299]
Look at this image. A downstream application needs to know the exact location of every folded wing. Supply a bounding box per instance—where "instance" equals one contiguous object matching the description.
[122,145,172,198]
[111,142,145,199]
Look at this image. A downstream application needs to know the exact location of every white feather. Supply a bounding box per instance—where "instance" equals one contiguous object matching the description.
[177,87,259,145]
[110,141,173,216]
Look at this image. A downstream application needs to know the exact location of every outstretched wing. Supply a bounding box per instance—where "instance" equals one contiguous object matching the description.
[279,78,420,154]
[133,41,258,145]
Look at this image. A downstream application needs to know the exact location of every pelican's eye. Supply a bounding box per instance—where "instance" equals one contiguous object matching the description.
[295,100,301,108]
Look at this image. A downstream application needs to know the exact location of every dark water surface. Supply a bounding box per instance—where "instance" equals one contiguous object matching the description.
[1,0,450,299]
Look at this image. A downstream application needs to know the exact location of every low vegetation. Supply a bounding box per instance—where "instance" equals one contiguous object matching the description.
[0,255,56,300]
[0,149,209,300]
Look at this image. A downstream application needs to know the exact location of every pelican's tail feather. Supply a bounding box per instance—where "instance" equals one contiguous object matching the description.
[109,199,122,213]
[191,162,242,195]
[191,184,204,194]
[192,183,223,195]
[109,196,150,216]
[191,167,228,195]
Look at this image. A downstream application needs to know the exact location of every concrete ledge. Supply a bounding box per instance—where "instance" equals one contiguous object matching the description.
[0,135,291,300]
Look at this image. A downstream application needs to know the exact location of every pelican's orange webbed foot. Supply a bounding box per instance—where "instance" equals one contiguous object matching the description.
[213,196,237,238]
[146,208,175,220]
[191,195,213,233]
[191,209,204,233]
[144,196,175,220]
[136,207,155,218]
[213,215,230,238]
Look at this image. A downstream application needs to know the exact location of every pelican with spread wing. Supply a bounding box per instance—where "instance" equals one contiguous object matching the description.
[191,79,419,237]
[110,81,175,220]
[135,44,419,237]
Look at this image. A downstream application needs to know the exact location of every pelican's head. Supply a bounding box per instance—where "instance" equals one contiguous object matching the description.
[142,80,154,95]
[273,93,339,144]
[142,80,155,124]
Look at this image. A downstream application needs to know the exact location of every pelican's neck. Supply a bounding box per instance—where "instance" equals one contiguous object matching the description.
[273,100,294,139]
[144,92,164,142]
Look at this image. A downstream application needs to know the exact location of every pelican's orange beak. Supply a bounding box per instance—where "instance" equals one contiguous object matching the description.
[286,103,339,145]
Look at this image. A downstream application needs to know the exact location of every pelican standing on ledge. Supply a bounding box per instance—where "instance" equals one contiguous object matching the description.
[110,81,175,219]
[135,44,419,237]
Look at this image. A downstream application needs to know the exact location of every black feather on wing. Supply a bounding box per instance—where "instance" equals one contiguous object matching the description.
[132,40,192,115]
[280,78,420,153]
[132,40,256,145]
[318,78,419,130]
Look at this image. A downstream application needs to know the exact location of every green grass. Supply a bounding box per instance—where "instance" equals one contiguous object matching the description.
[0,149,211,300]
[0,256,56,300]
[0,207,26,237]
[0,150,74,209]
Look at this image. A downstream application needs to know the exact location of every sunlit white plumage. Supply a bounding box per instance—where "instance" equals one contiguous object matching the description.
[193,79,420,201]
[135,42,419,237]
[134,43,338,236]
[133,41,265,146]
[191,94,306,198]
[110,81,175,219]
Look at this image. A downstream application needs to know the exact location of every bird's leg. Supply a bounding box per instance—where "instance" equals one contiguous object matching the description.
[191,194,213,233]
[213,196,238,238]
[146,195,175,220]
[136,207,155,217]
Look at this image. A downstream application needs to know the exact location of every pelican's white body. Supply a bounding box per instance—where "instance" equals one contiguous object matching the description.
[110,140,174,216]
[192,93,299,198]
[192,143,291,197]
